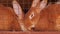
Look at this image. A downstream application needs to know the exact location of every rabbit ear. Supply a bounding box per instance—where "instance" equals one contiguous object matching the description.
[31,0,47,13]
[39,0,47,10]
[12,0,27,31]
[12,0,24,19]
[31,0,40,7]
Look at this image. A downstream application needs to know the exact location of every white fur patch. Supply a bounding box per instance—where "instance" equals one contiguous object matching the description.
[20,23,28,31]
[28,23,35,30]
[29,12,34,20]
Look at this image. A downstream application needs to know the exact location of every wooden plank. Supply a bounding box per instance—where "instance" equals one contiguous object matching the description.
[0,31,60,34]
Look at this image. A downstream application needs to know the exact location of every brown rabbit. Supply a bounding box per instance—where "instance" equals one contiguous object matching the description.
[24,0,48,31]
[24,0,60,31]
[0,4,21,31]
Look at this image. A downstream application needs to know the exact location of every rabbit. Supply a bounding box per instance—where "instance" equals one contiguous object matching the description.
[0,4,21,31]
[24,0,60,31]
[24,0,48,31]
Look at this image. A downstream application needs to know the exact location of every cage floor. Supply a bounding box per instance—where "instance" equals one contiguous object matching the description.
[0,31,60,34]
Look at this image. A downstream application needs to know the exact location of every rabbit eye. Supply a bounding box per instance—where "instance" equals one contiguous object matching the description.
[29,12,34,19]
[31,14,34,17]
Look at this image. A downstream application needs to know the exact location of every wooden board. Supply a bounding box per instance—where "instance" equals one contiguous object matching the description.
[0,31,60,34]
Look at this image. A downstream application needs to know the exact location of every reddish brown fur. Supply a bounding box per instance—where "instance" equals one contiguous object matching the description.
[24,3,60,31]
[24,0,48,31]
[24,7,40,30]
[34,4,60,31]
[0,5,21,31]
